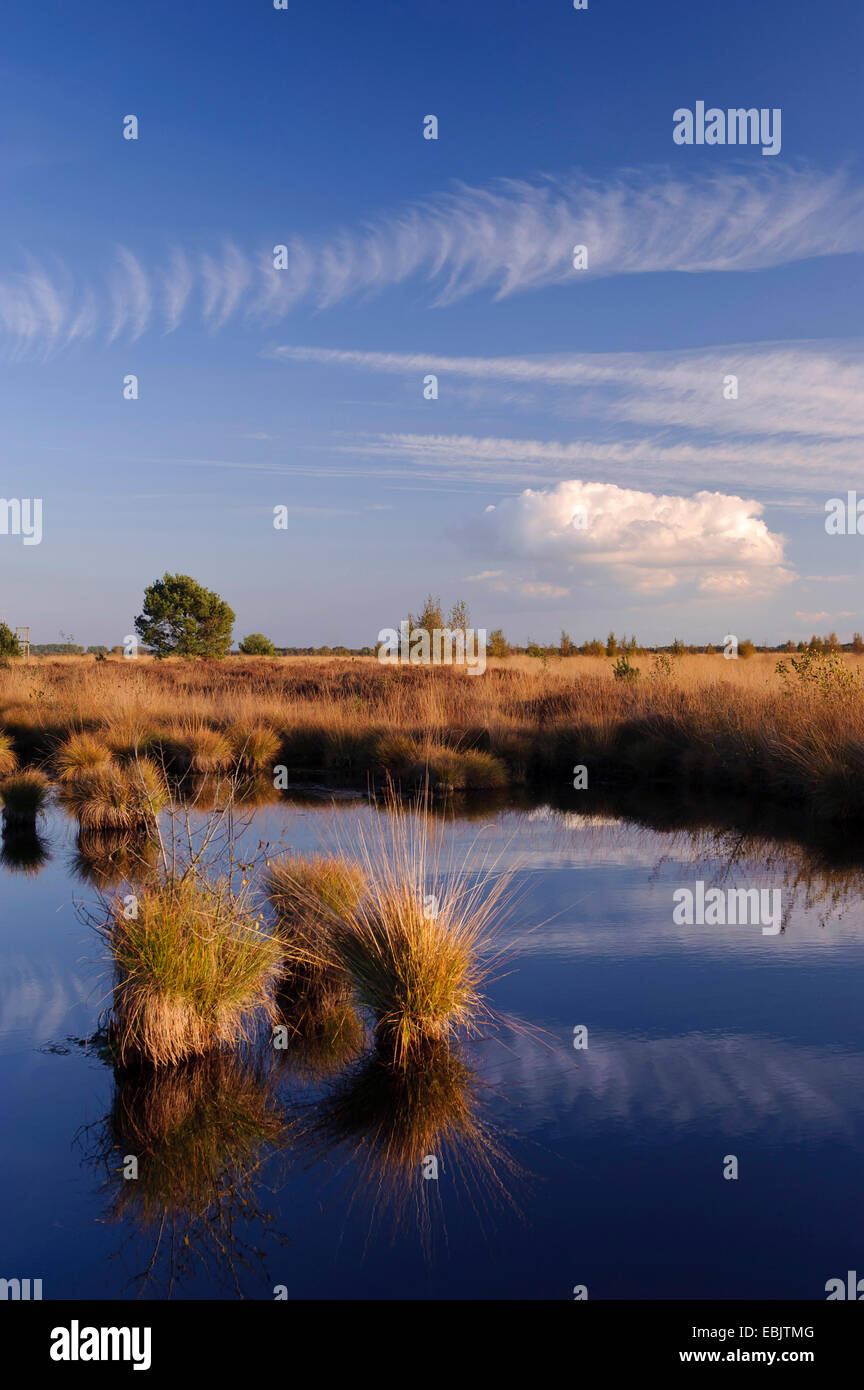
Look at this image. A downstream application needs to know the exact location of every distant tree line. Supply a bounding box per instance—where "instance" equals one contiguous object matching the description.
[485,630,864,659]
[7,574,864,662]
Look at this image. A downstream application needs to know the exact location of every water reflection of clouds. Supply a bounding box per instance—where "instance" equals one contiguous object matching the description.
[0,955,91,1041]
[478,1030,864,1139]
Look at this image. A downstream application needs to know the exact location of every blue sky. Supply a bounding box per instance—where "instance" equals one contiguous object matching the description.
[1,0,863,646]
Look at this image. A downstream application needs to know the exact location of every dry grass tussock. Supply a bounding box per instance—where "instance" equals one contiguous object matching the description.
[101,872,285,1068]
[292,797,520,1066]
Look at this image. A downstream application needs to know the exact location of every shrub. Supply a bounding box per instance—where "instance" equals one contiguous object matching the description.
[612,655,641,683]
[776,649,863,699]
[651,652,674,680]
[239,634,277,656]
[487,629,511,658]
[0,622,21,657]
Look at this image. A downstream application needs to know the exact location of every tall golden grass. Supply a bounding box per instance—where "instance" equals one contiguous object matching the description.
[3,651,862,816]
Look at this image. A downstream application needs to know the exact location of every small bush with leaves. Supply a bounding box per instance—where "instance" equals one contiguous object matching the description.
[776,649,863,699]
[612,655,641,683]
[651,651,674,680]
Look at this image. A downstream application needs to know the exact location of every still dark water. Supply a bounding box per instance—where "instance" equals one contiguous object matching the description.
[1,794,863,1300]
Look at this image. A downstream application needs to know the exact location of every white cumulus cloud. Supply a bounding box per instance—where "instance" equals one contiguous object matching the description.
[471,480,794,599]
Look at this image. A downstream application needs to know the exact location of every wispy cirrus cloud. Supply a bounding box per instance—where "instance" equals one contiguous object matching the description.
[275,338,864,496]
[108,247,151,342]
[274,340,864,442]
[2,166,864,356]
[329,425,864,496]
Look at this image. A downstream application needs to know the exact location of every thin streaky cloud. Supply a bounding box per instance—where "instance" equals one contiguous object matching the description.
[108,247,151,343]
[273,340,864,441]
[163,247,194,334]
[2,166,864,355]
[332,428,864,495]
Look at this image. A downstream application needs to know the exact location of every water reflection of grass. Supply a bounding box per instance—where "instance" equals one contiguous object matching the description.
[298,1041,520,1241]
[0,770,51,871]
[670,824,864,929]
[0,769,50,826]
[0,824,50,873]
[274,989,366,1080]
[71,829,159,889]
[85,1051,291,1297]
[540,782,864,927]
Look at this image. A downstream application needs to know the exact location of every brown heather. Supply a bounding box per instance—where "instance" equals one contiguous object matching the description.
[0,651,863,818]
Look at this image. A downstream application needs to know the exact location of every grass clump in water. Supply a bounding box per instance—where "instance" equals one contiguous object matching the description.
[267,852,367,1023]
[166,723,234,774]
[327,797,514,1068]
[62,758,168,832]
[104,872,284,1068]
[268,853,366,945]
[0,731,18,778]
[227,722,281,772]
[374,733,508,790]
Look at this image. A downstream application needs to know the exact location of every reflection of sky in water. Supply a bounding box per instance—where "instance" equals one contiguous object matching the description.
[1,799,863,1299]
